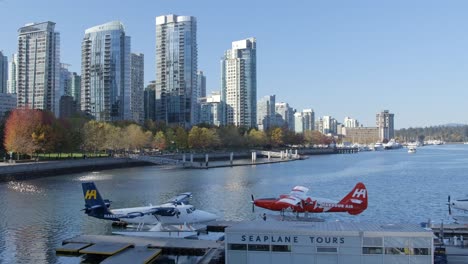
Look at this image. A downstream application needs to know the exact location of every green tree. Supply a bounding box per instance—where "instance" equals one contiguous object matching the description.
[175,126,188,150]
[247,129,267,147]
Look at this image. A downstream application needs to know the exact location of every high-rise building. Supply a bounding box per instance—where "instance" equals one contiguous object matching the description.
[0,51,7,93]
[17,22,60,115]
[155,15,197,128]
[60,64,71,96]
[221,38,257,128]
[7,53,18,94]
[199,91,224,126]
[70,72,81,111]
[257,95,276,131]
[0,93,17,117]
[144,81,156,121]
[376,110,394,141]
[322,116,337,135]
[302,109,315,131]
[294,112,304,133]
[131,53,144,124]
[344,117,359,128]
[197,70,206,98]
[81,21,131,121]
[275,102,294,130]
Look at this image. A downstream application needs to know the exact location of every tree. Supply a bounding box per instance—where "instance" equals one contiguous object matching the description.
[174,126,188,150]
[218,125,246,148]
[247,129,267,147]
[82,120,107,153]
[4,109,43,158]
[153,131,167,150]
[188,126,203,149]
[270,128,284,147]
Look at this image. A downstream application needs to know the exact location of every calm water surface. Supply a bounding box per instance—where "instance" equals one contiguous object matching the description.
[1,145,467,263]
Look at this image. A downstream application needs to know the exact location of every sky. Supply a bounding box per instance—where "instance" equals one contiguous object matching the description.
[1,0,468,129]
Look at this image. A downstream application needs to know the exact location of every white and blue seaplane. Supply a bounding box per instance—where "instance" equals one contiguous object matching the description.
[82,182,218,234]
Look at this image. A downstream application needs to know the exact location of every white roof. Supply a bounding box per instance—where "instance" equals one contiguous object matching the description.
[85,21,124,34]
[226,221,433,237]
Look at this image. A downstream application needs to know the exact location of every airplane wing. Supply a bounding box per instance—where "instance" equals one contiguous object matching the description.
[166,192,192,205]
[118,207,179,219]
[290,186,309,200]
[277,195,302,207]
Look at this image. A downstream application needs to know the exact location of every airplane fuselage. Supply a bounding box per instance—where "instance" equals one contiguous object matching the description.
[254,197,360,214]
[110,204,217,225]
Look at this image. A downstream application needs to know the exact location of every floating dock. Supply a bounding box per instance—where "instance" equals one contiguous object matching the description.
[57,234,224,264]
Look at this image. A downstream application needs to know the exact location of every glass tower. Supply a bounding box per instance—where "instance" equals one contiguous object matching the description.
[0,51,7,94]
[155,15,198,128]
[81,21,131,121]
[130,53,144,124]
[221,38,257,128]
[17,22,60,115]
[7,53,17,94]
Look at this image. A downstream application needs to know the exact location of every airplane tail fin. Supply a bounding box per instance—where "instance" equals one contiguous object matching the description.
[339,182,368,215]
[82,182,112,218]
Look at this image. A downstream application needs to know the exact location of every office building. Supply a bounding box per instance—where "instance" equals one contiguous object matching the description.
[344,127,379,144]
[70,73,81,111]
[144,81,156,121]
[155,15,197,128]
[257,95,276,131]
[275,102,294,130]
[302,109,315,131]
[199,91,224,126]
[294,112,303,133]
[197,70,206,99]
[131,53,144,124]
[17,22,60,115]
[376,110,394,141]
[0,51,7,93]
[0,93,16,117]
[221,38,257,128]
[81,21,131,121]
[7,53,18,94]
[344,117,359,128]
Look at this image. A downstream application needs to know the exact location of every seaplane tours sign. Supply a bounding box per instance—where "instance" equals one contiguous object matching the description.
[235,234,347,245]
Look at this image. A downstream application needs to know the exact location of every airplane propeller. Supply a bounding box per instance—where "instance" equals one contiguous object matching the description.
[448,195,452,215]
[251,194,255,213]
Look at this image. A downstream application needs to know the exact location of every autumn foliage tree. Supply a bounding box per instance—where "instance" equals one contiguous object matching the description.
[4,109,45,158]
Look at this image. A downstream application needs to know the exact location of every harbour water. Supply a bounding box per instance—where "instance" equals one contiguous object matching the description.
[1,144,467,263]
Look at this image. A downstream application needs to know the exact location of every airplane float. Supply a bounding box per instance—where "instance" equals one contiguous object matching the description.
[252,182,368,216]
[82,182,217,229]
[447,195,468,223]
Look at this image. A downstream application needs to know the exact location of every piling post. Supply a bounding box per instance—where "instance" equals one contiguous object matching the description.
[295,149,298,158]
[190,154,193,165]
[205,154,209,167]
[230,152,234,166]
[268,151,271,160]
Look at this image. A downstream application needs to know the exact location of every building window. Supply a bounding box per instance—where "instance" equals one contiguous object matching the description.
[385,247,407,255]
[272,245,291,252]
[413,248,430,255]
[362,247,383,254]
[229,244,247,251]
[317,247,338,253]
[248,244,270,251]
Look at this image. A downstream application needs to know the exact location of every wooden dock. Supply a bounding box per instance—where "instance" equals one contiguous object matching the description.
[57,234,224,264]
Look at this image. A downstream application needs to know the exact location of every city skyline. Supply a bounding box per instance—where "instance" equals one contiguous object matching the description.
[1,1,468,128]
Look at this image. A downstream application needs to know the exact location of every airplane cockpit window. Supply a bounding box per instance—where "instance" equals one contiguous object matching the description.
[190,207,196,212]
[186,209,192,214]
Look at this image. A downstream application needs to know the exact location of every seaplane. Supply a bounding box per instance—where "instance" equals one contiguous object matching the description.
[447,195,468,223]
[82,182,217,230]
[251,182,368,217]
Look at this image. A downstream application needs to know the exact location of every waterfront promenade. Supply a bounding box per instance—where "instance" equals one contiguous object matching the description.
[0,157,149,182]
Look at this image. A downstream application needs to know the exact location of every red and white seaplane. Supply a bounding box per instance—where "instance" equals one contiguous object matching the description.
[252,182,368,216]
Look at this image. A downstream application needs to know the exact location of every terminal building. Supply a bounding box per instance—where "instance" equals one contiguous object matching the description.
[225,221,433,264]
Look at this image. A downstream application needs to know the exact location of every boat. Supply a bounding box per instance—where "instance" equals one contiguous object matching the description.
[384,139,402,150]
[373,142,384,151]
[408,147,416,154]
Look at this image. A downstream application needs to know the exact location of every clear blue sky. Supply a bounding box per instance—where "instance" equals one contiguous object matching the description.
[1,0,468,129]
